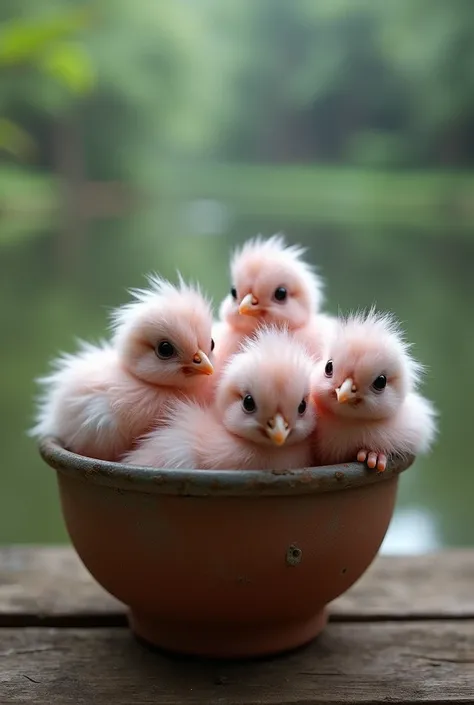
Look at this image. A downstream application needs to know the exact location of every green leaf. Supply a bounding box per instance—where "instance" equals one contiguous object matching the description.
[39,41,95,95]
[0,8,93,66]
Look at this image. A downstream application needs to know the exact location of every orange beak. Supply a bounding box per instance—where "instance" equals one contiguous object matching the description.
[336,377,356,404]
[188,350,214,376]
[266,413,290,446]
[239,293,260,316]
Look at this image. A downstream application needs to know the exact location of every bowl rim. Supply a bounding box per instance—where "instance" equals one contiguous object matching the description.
[38,436,414,497]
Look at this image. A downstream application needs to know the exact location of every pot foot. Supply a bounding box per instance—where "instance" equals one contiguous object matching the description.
[128,608,328,659]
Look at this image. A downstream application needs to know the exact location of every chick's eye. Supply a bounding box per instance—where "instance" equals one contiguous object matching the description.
[231,287,237,299]
[372,374,387,391]
[325,360,333,377]
[274,286,287,302]
[156,341,175,359]
[211,338,215,352]
[298,399,307,415]
[242,394,256,413]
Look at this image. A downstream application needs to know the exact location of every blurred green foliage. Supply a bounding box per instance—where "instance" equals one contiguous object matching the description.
[1,0,474,233]
[1,0,474,187]
[202,0,474,167]
[0,6,95,146]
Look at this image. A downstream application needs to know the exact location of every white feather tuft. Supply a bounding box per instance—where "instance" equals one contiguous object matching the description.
[109,273,213,337]
[220,324,314,383]
[336,306,425,388]
[230,233,324,312]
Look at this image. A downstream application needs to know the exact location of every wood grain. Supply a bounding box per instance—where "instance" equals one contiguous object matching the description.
[0,546,123,626]
[332,549,474,620]
[1,546,473,625]
[1,623,473,704]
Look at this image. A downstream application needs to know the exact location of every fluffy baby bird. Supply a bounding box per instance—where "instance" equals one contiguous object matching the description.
[30,275,215,461]
[213,234,333,372]
[123,327,317,472]
[311,308,437,472]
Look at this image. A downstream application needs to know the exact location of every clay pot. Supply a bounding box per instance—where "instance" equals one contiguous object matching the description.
[39,437,412,659]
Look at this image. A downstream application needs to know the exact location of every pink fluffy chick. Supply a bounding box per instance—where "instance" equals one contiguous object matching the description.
[29,275,215,461]
[213,234,334,374]
[124,327,317,472]
[311,308,438,472]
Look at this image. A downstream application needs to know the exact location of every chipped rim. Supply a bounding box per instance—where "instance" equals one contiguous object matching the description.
[38,437,414,497]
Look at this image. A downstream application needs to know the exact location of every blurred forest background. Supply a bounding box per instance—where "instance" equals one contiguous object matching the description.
[1,0,473,549]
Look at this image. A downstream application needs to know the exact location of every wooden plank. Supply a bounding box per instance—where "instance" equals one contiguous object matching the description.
[331,549,474,620]
[1,546,474,625]
[0,546,123,626]
[1,623,473,704]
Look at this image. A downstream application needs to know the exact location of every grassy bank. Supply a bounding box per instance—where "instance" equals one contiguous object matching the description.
[161,162,474,230]
[2,162,474,237]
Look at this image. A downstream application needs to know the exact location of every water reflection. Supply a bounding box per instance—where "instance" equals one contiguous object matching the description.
[380,507,440,555]
[0,209,471,546]
[185,199,230,236]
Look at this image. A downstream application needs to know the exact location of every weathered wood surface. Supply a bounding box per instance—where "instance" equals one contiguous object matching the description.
[1,546,473,625]
[1,547,473,703]
[1,623,474,704]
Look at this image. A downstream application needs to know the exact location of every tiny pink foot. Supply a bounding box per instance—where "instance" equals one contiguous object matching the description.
[375,453,387,473]
[357,450,387,473]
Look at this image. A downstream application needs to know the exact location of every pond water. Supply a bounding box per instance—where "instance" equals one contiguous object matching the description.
[0,203,471,550]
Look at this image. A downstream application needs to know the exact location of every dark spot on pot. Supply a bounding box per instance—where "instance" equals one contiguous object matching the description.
[341,567,347,574]
[286,544,302,566]
[335,471,345,481]
[237,575,251,584]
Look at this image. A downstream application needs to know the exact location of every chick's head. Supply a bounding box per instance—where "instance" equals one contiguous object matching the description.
[111,274,215,386]
[220,234,323,334]
[215,326,317,446]
[312,308,423,421]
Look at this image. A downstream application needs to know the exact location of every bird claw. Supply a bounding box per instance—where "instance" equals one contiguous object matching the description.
[357,449,387,473]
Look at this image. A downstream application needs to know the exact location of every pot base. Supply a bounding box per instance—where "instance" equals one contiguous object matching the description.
[128,608,328,659]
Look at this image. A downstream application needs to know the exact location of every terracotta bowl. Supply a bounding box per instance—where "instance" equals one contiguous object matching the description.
[38,437,413,659]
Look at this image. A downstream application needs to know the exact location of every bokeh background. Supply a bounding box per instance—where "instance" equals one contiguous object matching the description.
[1,0,472,550]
